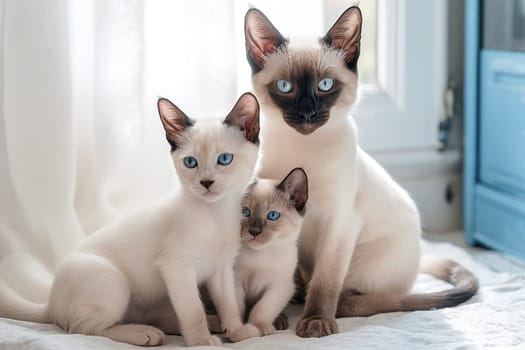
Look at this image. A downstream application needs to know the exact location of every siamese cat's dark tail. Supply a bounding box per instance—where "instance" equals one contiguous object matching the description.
[336,258,479,317]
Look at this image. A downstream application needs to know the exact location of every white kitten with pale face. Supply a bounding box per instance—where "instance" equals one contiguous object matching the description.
[229,168,308,342]
[244,7,478,338]
[0,93,260,347]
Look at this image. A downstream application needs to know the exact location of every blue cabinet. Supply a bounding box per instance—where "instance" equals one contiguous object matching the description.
[464,0,525,260]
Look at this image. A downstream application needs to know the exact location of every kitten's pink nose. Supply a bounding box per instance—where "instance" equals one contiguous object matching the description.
[200,180,214,189]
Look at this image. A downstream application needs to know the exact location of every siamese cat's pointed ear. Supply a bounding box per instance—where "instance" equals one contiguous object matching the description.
[277,168,309,214]
[224,92,260,144]
[322,6,362,71]
[244,8,287,73]
[157,97,194,151]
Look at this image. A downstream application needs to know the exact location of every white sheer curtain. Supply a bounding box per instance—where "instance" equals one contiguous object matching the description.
[0,0,236,301]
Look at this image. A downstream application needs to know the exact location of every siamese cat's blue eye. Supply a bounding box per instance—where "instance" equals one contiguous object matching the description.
[242,207,251,217]
[318,78,334,92]
[183,156,198,168]
[267,210,281,221]
[217,153,234,166]
[276,80,293,93]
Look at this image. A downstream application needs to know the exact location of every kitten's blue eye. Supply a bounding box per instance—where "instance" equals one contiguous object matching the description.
[276,80,293,93]
[217,153,234,166]
[242,207,251,217]
[267,210,281,221]
[318,78,334,92]
[183,156,198,168]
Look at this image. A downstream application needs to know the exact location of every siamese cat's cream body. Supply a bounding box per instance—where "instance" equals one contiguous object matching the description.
[230,168,308,342]
[0,93,261,347]
[244,7,478,338]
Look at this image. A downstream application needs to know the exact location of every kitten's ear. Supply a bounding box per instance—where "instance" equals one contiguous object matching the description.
[224,92,260,144]
[277,168,309,214]
[322,6,362,71]
[244,8,287,73]
[157,98,194,151]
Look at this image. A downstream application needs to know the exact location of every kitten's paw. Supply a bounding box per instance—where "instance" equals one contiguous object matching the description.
[103,324,165,346]
[139,325,165,346]
[221,319,244,338]
[253,322,275,336]
[229,323,260,342]
[186,334,222,346]
[141,325,165,346]
[273,312,289,330]
[296,315,338,338]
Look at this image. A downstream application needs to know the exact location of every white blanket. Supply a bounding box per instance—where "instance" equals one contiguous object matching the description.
[1,240,524,349]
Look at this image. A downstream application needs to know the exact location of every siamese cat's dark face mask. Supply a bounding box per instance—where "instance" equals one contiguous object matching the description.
[266,71,343,135]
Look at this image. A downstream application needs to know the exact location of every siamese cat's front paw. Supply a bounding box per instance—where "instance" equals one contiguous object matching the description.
[221,319,244,338]
[253,322,275,336]
[187,334,222,346]
[102,324,166,346]
[296,315,338,338]
[273,312,289,330]
[229,323,260,342]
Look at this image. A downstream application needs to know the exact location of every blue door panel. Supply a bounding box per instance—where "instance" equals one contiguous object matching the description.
[479,50,525,197]
[474,185,525,259]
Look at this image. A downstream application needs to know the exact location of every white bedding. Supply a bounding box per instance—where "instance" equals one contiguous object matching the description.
[1,240,524,349]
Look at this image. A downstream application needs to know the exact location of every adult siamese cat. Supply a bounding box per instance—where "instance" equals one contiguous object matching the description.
[0,93,260,346]
[244,6,478,338]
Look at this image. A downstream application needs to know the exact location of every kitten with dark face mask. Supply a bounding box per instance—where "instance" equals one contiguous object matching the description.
[229,168,308,342]
[244,6,478,338]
